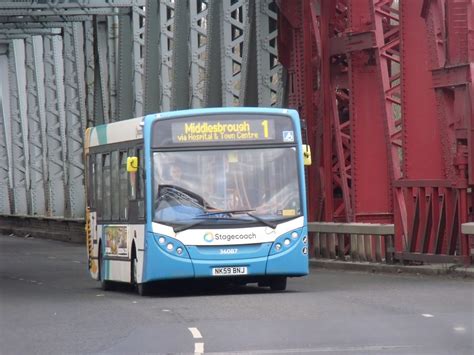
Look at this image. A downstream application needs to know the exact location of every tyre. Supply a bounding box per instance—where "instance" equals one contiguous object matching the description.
[257,280,270,287]
[99,248,113,291]
[131,251,150,296]
[137,282,151,296]
[270,276,287,291]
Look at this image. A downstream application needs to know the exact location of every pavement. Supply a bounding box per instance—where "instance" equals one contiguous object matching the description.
[310,259,474,279]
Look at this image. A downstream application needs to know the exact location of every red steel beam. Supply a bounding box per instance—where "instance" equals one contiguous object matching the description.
[277,0,321,222]
[347,0,393,224]
[276,0,471,263]
[421,0,472,263]
[370,0,408,250]
[399,0,446,256]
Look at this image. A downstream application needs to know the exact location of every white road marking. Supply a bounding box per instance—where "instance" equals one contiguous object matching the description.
[205,345,414,354]
[194,342,204,354]
[162,309,171,312]
[189,327,203,339]
[96,294,104,297]
[421,314,434,318]
[453,326,466,333]
[132,301,137,304]
[72,260,81,263]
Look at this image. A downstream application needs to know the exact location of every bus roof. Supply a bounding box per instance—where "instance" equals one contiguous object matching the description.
[86,117,144,148]
[85,108,299,148]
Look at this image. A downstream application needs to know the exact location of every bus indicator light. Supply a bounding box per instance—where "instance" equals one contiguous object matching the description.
[166,243,174,251]
[275,243,282,251]
[284,239,291,246]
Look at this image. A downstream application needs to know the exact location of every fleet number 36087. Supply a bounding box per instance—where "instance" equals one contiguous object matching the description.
[220,248,238,255]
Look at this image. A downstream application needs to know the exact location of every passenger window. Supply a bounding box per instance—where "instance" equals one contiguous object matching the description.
[102,153,111,221]
[119,151,128,221]
[137,148,145,219]
[129,148,137,200]
[111,151,119,220]
[137,148,145,200]
[86,154,94,209]
[95,154,102,219]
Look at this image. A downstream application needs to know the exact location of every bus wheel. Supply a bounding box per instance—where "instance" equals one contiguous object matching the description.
[99,248,113,291]
[131,253,138,287]
[270,276,287,291]
[137,282,150,296]
[131,254,149,296]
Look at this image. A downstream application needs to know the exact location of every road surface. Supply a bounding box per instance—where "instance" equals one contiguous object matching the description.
[1,234,473,354]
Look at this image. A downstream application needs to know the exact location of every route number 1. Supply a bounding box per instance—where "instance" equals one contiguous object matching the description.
[261,120,269,138]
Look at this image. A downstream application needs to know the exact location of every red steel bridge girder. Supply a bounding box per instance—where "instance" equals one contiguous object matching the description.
[419,0,473,263]
[348,0,393,224]
[278,0,322,222]
[277,0,473,264]
[279,0,395,224]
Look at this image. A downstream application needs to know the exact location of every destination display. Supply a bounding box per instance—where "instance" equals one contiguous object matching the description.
[171,119,275,143]
[152,114,296,147]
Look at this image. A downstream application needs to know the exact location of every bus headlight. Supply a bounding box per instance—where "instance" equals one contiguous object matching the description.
[275,243,282,251]
[166,243,174,251]
[158,237,166,244]
[291,231,298,239]
[176,247,183,255]
[284,238,291,246]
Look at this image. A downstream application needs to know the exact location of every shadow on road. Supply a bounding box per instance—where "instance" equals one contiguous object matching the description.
[99,279,297,298]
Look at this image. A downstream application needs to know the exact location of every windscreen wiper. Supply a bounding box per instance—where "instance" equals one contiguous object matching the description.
[173,220,209,233]
[198,209,277,229]
[173,216,246,233]
[198,209,255,217]
[245,212,277,229]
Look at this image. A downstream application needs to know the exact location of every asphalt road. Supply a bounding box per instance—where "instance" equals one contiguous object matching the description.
[1,234,473,355]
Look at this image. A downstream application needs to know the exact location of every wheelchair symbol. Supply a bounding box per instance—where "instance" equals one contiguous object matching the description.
[283,131,294,142]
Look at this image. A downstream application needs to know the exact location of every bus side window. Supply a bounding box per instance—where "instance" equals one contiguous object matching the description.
[95,154,103,220]
[128,148,136,200]
[111,150,120,221]
[119,151,128,221]
[137,148,145,219]
[86,154,95,209]
[102,153,111,221]
[127,147,145,222]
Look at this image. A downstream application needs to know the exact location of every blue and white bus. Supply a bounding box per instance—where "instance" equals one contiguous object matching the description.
[84,107,310,295]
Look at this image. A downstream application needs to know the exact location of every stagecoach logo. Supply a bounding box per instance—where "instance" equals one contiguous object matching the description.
[203,232,214,243]
[203,231,257,243]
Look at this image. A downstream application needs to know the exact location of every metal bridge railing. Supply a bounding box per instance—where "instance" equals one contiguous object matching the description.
[461,223,474,235]
[462,223,474,260]
[308,223,395,264]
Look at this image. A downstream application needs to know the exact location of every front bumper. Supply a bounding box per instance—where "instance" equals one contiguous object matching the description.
[142,229,308,282]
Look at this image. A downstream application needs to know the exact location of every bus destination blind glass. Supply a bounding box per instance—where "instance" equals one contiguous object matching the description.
[171,118,276,144]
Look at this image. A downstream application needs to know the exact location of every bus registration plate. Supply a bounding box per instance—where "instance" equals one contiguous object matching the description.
[212,266,248,276]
